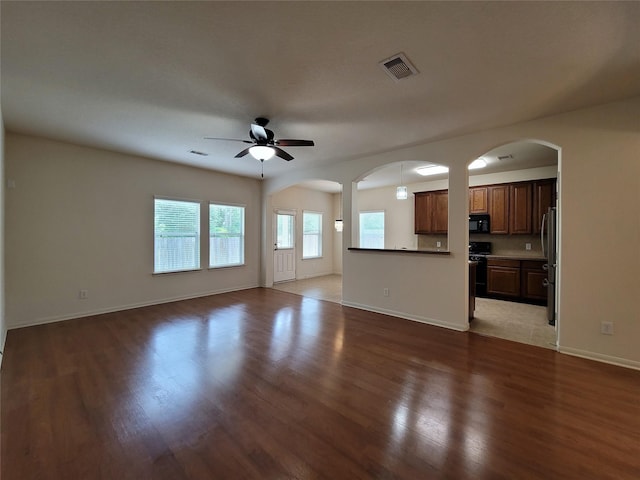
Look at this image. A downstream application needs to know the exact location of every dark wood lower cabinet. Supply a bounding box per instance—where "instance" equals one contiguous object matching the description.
[521,260,547,301]
[487,258,547,304]
[487,259,521,297]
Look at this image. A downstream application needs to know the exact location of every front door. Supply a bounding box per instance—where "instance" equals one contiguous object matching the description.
[274,211,296,283]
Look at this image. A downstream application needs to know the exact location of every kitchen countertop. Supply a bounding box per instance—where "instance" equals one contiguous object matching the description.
[486,254,547,261]
[348,247,450,255]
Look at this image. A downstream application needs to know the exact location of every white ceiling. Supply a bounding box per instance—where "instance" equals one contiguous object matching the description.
[2,1,639,185]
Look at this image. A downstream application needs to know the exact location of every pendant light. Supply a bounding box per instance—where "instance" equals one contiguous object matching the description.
[396,163,408,200]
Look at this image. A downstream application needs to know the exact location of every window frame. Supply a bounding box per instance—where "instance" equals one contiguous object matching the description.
[153,196,202,274]
[302,210,323,259]
[359,210,385,249]
[209,202,246,269]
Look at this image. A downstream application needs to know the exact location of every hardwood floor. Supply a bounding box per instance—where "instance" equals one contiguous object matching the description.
[2,288,639,479]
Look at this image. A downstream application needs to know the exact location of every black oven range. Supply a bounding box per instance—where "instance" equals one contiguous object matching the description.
[469,241,492,297]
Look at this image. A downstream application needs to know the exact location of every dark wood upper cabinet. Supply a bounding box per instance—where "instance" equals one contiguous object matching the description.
[469,187,488,214]
[509,182,533,234]
[414,190,447,234]
[414,191,433,234]
[533,179,556,234]
[488,185,509,234]
[431,191,448,234]
[415,178,555,236]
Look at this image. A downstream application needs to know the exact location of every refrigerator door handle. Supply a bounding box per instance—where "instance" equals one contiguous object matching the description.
[541,212,547,258]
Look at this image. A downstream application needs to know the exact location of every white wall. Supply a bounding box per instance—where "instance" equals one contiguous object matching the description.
[271,185,338,279]
[265,97,640,369]
[5,133,262,328]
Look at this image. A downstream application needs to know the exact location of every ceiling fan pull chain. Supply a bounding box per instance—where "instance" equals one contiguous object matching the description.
[261,159,264,178]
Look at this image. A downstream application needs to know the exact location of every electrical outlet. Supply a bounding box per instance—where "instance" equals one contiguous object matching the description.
[436,241,442,248]
[79,289,89,300]
[525,243,532,251]
[600,321,613,335]
[383,288,389,297]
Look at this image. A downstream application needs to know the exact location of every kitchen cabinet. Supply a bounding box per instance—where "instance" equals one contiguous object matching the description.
[416,178,555,236]
[521,260,547,301]
[487,259,520,297]
[488,258,547,304]
[509,182,533,234]
[469,187,488,214]
[533,179,556,234]
[488,185,509,234]
[414,192,433,234]
[414,190,448,234]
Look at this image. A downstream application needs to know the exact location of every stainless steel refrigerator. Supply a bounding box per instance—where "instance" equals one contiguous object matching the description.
[541,207,557,326]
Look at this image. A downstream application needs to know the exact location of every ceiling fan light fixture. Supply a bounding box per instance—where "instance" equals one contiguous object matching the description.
[249,145,275,161]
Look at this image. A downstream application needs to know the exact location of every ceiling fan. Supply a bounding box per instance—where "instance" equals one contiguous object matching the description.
[205,117,315,162]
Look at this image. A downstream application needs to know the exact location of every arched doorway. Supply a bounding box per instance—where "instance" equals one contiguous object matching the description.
[269,180,344,304]
[466,140,560,349]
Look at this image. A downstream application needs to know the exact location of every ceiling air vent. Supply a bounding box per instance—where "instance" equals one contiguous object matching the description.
[379,53,419,82]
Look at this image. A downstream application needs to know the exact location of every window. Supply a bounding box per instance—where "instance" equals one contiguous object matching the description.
[276,213,294,249]
[210,203,245,268]
[302,211,322,259]
[359,211,385,249]
[154,198,200,273]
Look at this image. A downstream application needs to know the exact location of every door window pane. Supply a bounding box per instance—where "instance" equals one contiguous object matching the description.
[276,214,294,249]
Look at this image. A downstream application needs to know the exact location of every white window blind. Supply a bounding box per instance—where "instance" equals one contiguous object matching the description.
[303,211,322,258]
[154,198,201,273]
[210,204,245,268]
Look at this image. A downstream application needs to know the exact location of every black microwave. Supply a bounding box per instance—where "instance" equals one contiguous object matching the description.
[469,214,490,233]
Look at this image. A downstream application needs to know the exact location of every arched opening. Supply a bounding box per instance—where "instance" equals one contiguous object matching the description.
[355,160,450,250]
[268,179,344,304]
[466,140,560,349]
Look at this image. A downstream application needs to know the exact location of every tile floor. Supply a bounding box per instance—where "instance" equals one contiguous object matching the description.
[471,297,557,349]
[272,274,557,350]
[271,274,343,304]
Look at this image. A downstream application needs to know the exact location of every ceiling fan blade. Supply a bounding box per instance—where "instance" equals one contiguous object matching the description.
[276,139,315,147]
[204,137,253,144]
[273,147,294,161]
[250,123,269,142]
[234,147,252,158]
